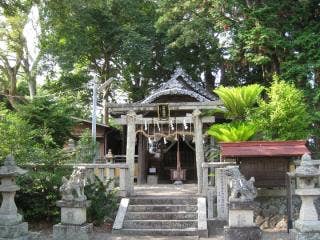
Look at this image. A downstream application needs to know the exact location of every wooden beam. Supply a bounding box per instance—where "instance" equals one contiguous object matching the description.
[113,116,215,125]
[108,101,223,113]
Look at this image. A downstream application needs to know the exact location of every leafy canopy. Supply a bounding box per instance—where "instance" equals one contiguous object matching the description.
[208,122,256,143]
[214,84,264,120]
[250,77,312,140]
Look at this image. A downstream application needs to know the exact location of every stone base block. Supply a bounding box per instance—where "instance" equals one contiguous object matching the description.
[294,220,320,232]
[0,222,28,239]
[224,226,262,240]
[229,209,254,227]
[53,223,93,240]
[207,218,227,236]
[0,213,23,225]
[147,175,158,185]
[289,229,320,240]
[61,207,86,225]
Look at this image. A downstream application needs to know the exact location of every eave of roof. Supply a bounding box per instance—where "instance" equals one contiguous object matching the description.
[220,140,310,158]
[141,68,217,104]
[71,117,110,129]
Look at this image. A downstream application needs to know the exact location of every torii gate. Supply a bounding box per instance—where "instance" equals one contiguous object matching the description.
[108,101,223,195]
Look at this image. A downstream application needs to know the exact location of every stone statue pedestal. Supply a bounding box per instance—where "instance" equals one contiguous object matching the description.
[224,201,261,240]
[53,200,93,240]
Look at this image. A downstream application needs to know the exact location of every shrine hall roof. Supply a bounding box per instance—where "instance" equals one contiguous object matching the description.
[220,141,310,158]
[141,68,217,103]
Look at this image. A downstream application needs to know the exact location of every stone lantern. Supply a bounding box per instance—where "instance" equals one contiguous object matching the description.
[0,155,29,239]
[106,149,114,163]
[290,153,320,240]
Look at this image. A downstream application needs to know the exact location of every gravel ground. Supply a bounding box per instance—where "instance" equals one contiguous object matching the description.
[30,222,289,240]
[33,230,289,240]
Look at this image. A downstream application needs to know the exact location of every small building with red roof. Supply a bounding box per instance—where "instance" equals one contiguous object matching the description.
[220,140,310,187]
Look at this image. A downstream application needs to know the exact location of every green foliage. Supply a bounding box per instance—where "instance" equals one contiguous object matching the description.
[75,129,97,163]
[16,97,76,147]
[208,122,256,143]
[250,77,312,140]
[0,106,37,163]
[16,166,72,222]
[214,84,264,120]
[156,0,222,90]
[85,177,118,225]
[40,0,164,102]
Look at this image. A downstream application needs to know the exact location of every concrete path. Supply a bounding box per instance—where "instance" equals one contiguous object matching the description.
[133,184,198,196]
[89,232,289,240]
[37,231,289,240]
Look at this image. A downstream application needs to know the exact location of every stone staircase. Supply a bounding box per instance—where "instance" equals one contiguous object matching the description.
[113,196,208,237]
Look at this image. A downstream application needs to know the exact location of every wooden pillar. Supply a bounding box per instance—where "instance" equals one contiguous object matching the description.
[126,110,136,194]
[193,109,204,194]
[138,133,146,184]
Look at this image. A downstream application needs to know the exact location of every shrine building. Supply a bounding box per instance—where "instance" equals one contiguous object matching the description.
[108,68,223,194]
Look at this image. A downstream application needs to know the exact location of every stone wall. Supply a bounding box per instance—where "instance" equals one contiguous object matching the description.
[210,189,320,231]
[254,195,320,230]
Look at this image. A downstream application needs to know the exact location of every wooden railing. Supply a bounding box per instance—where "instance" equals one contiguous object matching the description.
[73,163,130,197]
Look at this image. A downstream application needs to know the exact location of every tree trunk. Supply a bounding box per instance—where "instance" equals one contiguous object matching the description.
[28,75,37,99]
[315,68,320,87]
[102,88,109,125]
[8,69,17,95]
[204,69,216,92]
[219,63,226,86]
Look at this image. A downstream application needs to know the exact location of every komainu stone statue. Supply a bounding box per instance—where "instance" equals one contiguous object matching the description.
[60,167,86,201]
[225,166,257,202]
[224,166,261,240]
[54,166,92,240]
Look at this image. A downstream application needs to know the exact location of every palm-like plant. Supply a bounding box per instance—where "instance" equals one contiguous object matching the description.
[207,122,256,142]
[214,84,264,120]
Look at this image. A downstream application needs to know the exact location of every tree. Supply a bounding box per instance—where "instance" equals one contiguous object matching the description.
[208,84,263,142]
[208,122,256,142]
[40,0,165,122]
[0,11,25,98]
[16,97,77,147]
[0,2,42,101]
[0,105,36,162]
[214,84,264,120]
[250,77,312,140]
[156,0,223,90]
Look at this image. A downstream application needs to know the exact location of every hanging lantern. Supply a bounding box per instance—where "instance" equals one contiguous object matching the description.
[144,120,148,131]
[183,118,188,130]
[170,119,174,131]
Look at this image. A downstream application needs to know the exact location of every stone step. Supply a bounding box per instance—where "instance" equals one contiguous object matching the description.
[130,197,197,205]
[113,228,199,236]
[123,220,198,229]
[128,205,197,212]
[126,212,197,220]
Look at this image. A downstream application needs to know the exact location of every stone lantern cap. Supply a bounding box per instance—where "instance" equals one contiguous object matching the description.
[294,153,320,177]
[0,155,28,177]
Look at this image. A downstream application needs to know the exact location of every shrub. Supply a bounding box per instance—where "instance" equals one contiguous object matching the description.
[16,165,72,222]
[208,122,256,142]
[0,107,37,164]
[74,129,98,163]
[214,84,264,120]
[250,77,312,140]
[85,176,118,225]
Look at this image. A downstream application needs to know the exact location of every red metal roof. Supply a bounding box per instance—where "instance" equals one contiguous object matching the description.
[220,140,310,158]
